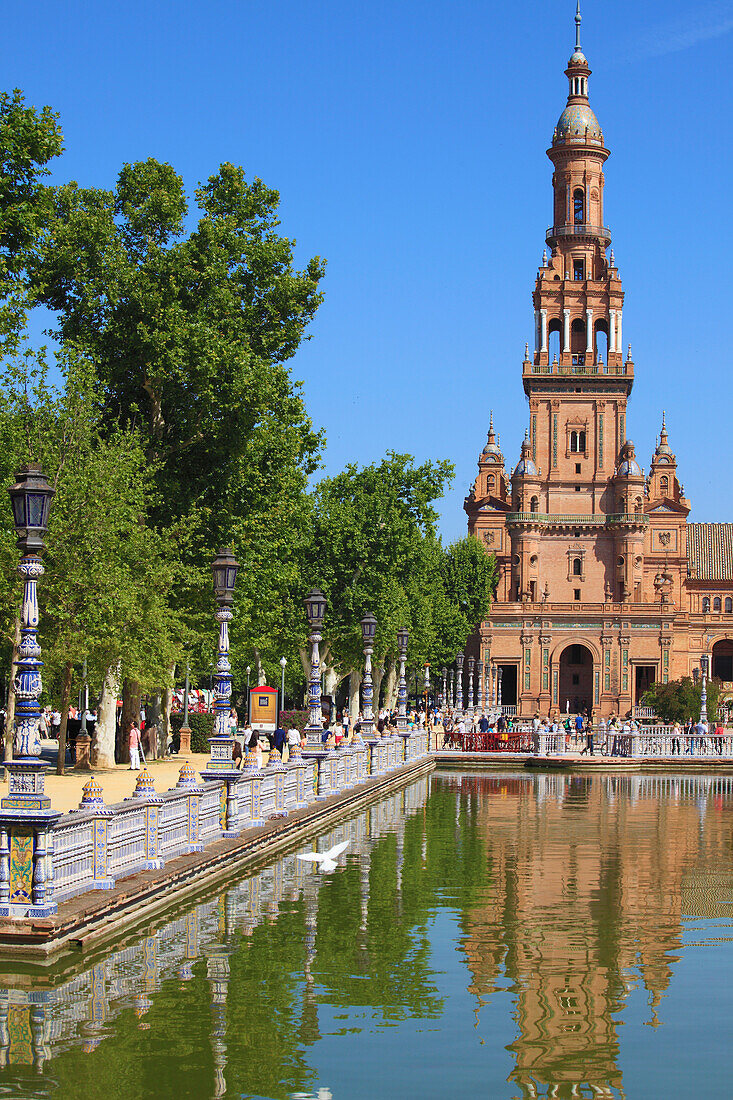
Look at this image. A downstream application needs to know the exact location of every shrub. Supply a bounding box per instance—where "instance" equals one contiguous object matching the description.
[279,709,309,734]
[170,711,216,753]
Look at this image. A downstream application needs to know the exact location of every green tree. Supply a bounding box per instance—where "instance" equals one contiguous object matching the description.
[33,156,325,707]
[0,90,63,352]
[643,676,720,723]
[0,350,179,770]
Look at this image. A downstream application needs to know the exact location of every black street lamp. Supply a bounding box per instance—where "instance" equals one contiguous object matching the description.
[304,589,327,741]
[396,627,409,734]
[206,549,240,773]
[361,612,378,738]
[8,464,55,758]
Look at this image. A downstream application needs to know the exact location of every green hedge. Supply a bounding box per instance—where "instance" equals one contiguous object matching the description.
[170,712,216,753]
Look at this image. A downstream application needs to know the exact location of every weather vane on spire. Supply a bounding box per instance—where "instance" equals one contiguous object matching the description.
[575,0,582,51]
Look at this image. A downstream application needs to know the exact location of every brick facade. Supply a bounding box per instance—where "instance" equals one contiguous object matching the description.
[464,21,733,718]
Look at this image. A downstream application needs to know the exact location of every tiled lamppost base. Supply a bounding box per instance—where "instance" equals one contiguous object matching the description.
[0,760,60,919]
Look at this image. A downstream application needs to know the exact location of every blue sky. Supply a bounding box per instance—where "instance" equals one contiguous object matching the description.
[3,0,732,541]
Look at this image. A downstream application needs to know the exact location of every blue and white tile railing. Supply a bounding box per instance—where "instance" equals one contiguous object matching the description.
[0,731,429,919]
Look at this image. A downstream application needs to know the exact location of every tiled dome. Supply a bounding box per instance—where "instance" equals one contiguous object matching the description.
[556,103,602,141]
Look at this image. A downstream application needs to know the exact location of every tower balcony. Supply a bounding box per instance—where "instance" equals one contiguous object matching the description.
[546,223,612,247]
[506,512,649,530]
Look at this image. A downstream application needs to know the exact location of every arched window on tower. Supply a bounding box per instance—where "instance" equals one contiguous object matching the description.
[571,317,586,360]
[486,474,495,495]
[572,557,582,576]
[530,496,539,513]
[574,189,585,225]
[714,597,722,612]
[570,430,578,453]
[548,318,561,363]
[594,319,608,365]
[660,475,669,495]
[578,430,586,453]
[726,597,732,614]
[703,597,711,613]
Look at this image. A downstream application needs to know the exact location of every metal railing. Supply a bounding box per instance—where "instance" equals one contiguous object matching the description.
[527,363,629,376]
[633,706,657,719]
[546,223,611,242]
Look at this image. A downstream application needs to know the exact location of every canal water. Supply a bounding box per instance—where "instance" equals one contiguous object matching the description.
[1,769,732,1100]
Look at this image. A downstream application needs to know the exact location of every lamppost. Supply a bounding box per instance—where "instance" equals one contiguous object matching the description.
[450,669,455,709]
[246,665,251,724]
[700,652,710,726]
[467,657,475,720]
[478,660,485,715]
[279,657,287,725]
[180,663,192,755]
[361,612,377,739]
[424,663,431,734]
[455,653,464,716]
[396,627,409,734]
[441,667,447,711]
[205,549,239,773]
[497,666,503,710]
[304,589,327,742]
[7,464,55,759]
[0,463,59,919]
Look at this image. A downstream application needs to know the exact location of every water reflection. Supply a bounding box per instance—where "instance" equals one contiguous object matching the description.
[1,771,733,1099]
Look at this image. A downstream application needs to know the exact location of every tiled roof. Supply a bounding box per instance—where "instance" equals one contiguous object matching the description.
[687,524,733,580]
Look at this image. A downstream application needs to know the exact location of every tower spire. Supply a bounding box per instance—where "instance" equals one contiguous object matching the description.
[575,0,582,52]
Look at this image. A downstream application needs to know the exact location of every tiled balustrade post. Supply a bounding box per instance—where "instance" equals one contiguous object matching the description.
[75,777,114,889]
[0,760,60,918]
[240,750,265,827]
[267,744,287,815]
[131,769,164,869]
[288,741,311,810]
[176,762,204,852]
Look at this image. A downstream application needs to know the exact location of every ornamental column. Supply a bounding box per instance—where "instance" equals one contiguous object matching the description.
[563,309,570,354]
[585,308,593,356]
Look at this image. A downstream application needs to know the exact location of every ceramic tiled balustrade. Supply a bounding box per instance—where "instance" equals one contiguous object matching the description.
[0,730,429,919]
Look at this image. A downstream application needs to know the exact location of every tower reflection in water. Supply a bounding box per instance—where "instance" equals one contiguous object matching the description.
[0,771,732,1099]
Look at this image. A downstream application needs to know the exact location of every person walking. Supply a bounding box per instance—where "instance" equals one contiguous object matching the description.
[128,720,142,771]
[671,720,682,756]
[580,715,594,756]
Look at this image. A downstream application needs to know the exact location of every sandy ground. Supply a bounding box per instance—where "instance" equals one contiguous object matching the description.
[0,744,214,815]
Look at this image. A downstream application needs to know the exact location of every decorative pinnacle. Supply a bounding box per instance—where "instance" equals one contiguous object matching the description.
[525,341,530,359]
[662,409,667,431]
[489,409,493,431]
[575,0,582,51]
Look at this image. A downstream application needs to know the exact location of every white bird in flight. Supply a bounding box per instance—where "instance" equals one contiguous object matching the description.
[297,839,350,872]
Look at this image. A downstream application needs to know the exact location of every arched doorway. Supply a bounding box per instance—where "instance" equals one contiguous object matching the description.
[559,644,594,714]
[712,640,733,684]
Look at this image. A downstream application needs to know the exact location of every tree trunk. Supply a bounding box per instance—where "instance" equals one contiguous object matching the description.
[161,668,174,755]
[349,669,361,722]
[383,659,398,711]
[146,693,162,760]
[119,679,141,766]
[93,664,119,768]
[373,663,385,714]
[56,660,73,776]
[4,617,20,761]
[253,649,266,686]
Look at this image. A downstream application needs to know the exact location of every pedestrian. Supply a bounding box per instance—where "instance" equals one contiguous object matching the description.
[128,720,142,770]
[671,720,681,756]
[715,719,725,756]
[580,716,594,756]
[274,723,287,757]
[232,738,243,768]
[249,729,263,768]
[287,723,301,755]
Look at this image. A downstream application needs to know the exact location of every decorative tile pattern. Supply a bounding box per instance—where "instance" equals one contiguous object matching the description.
[9,831,33,904]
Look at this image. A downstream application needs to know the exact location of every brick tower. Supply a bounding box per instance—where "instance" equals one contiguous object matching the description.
[461,4,733,720]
